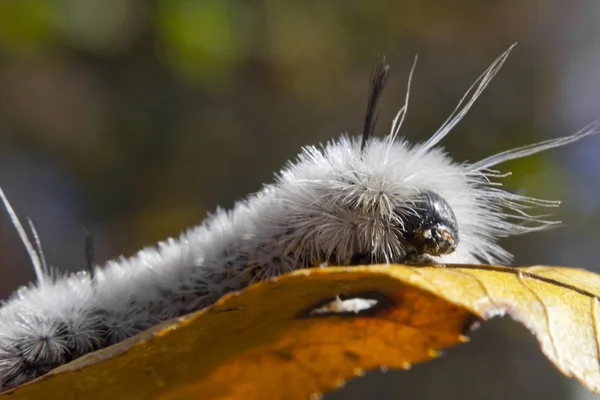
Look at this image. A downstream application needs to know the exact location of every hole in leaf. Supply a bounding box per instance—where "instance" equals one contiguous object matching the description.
[296,291,396,319]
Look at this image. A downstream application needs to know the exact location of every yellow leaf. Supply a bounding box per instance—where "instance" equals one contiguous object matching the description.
[2,264,600,399]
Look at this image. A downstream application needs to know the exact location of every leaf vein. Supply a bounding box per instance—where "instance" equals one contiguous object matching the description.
[517,270,562,373]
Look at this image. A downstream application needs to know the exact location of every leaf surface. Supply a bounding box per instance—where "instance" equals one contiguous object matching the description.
[3,264,600,399]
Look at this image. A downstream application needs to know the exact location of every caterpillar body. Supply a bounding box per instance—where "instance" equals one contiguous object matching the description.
[0,45,596,390]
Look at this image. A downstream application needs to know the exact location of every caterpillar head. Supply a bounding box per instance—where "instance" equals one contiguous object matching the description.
[400,190,459,257]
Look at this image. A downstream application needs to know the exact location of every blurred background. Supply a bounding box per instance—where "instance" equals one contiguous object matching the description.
[0,0,599,398]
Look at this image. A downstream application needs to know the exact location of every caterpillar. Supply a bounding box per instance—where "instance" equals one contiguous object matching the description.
[0,44,596,390]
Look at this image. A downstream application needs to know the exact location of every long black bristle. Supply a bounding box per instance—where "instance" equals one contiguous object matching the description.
[361,56,390,151]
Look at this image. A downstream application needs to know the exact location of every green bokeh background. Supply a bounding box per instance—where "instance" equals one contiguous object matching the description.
[0,1,599,399]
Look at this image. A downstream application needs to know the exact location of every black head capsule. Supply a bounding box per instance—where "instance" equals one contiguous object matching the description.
[400,190,459,257]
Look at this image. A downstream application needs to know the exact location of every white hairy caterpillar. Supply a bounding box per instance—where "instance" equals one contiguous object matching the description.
[0,45,597,390]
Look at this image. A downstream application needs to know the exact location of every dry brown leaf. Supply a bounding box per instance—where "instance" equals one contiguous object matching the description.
[2,264,600,399]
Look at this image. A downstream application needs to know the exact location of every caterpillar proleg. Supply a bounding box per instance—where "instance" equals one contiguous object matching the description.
[0,45,597,390]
